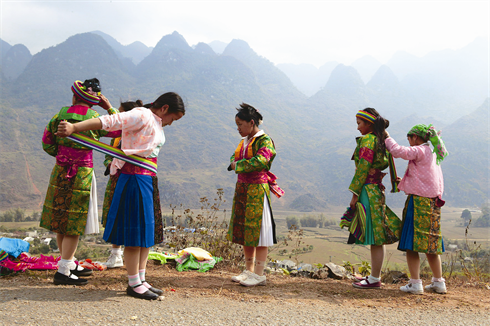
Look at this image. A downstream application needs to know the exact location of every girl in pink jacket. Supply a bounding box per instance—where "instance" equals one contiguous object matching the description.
[385,124,448,295]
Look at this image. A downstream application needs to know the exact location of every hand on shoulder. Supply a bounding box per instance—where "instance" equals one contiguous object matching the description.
[55,120,75,137]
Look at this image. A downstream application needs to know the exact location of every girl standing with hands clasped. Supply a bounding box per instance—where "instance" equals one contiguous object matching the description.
[347,108,401,289]
[56,92,185,300]
[385,124,448,294]
[227,103,284,287]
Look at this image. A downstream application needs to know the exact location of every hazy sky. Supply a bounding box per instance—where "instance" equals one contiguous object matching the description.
[1,0,488,67]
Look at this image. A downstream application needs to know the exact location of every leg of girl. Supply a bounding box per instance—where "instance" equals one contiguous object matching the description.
[240,246,267,286]
[231,246,255,282]
[425,253,447,294]
[56,233,64,257]
[139,247,163,295]
[54,234,92,285]
[125,246,158,300]
[370,244,385,279]
[400,249,424,294]
[254,246,268,276]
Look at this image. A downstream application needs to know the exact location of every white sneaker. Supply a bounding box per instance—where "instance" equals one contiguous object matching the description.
[425,281,447,294]
[239,273,266,287]
[102,253,123,268]
[400,282,424,295]
[231,270,252,283]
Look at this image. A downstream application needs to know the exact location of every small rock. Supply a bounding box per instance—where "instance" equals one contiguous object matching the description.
[157,296,165,301]
[325,262,348,280]
[311,268,329,280]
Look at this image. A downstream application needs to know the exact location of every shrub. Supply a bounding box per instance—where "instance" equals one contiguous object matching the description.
[164,189,243,267]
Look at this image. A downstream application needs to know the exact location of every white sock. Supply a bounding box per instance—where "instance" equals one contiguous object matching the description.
[112,248,123,256]
[58,259,79,279]
[58,259,71,276]
[409,278,422,284]
[360,275,380,285]
[368,275,380,283]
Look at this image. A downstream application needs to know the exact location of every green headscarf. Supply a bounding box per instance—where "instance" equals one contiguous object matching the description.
[408,124,448,165]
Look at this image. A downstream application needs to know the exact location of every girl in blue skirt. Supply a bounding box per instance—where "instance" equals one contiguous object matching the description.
[56,92,185,300]
[385,124,448,294]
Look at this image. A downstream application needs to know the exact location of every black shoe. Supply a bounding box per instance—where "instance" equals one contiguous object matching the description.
[142,281,164,295]
[126,286,159,300]
[147,286,164,295]
[71,266,93,277]
[53,272,88,286]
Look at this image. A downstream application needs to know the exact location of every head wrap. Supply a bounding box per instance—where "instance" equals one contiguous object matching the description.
[71,80,101,105]
[356,110,376,124]
[408,124,448,165]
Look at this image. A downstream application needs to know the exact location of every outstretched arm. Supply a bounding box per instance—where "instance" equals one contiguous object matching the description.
[385,137,420,161]
[55,118,103,137]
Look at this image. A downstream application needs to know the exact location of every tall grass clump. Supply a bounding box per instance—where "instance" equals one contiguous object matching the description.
[442,219,490,283]
[164,188,243,267]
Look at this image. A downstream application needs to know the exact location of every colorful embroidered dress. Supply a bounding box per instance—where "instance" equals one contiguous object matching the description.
[40,105,118,236]
[227,132,282,247]
[348,133,401,245]
[385,137,445,254]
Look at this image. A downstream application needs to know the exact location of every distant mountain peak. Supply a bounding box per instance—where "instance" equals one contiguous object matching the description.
[153,31,192,54]
[324,64,364,91]
[222,39,255,57]
[367,65,399,87]
[2,44,32,80]
[194,42,216,56]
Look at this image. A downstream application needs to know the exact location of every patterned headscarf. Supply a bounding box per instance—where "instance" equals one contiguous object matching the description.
[356,110,376,123]
[408,124,448,165]
[71,80,101,105]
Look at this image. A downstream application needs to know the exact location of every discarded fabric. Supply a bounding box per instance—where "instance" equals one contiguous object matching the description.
[175,252,222,272]
[178,247,213,261]
[0,238,30,258]
[0,253,60,275]
[148,251,178,265]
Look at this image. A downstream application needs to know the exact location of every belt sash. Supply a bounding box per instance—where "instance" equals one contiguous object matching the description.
[234,137,284,198]
[67,133,158,174]
[56,145,93,179]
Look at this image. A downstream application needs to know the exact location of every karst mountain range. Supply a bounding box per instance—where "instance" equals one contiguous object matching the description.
[0,31,488,210]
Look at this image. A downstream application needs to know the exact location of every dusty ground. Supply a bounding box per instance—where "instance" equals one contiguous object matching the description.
[1,261,489,325]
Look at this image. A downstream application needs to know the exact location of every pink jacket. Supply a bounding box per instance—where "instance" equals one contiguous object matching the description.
[99,108,164,174]
[385,137,444,198]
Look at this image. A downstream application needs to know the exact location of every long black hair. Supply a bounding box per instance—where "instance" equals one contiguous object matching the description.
[362,107,389,156]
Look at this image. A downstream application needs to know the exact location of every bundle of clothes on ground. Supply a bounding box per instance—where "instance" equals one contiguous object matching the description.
[0,237,222,276]
[0,238,59,276]
[149,247,222,272]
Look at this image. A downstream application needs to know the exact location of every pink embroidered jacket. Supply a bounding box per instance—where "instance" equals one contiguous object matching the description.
[99,107,164,174]
[385,137,444,198]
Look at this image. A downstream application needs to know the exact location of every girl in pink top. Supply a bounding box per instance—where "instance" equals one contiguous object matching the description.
[56,92,185,300]
[385,124,448,295]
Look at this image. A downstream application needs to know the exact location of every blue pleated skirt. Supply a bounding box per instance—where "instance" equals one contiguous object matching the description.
[103,173,155,248]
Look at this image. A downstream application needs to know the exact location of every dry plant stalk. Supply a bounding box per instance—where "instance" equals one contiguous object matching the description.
[165,188,243,268]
